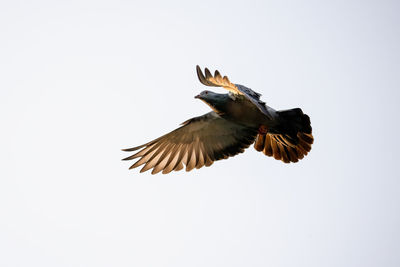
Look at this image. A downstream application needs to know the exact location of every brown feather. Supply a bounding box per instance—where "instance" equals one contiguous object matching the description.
[296,146,307,158]
[299,132,314,144]
[184,143,194,166]
[214,70,223,83]
[174,162,184,171]
[298,137,312,152]
[129,144,160,169]
[278,142,290,163]
[263,134,273,156]
[254,134,265,151]
[151,143,175,174]
[139,142,170,173]
[271,138,281,160]
[123,143,155,161]
[171,145,188,171]
[162,151,183,174]
[195,144,205,169]
[186,145,197,172]
[205,68,212,80]
[287,147,299,163]
[162,144,182,174]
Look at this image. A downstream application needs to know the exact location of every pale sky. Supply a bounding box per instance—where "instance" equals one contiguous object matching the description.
[1,0,399,266]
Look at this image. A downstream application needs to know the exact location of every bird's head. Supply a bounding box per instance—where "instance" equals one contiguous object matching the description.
[195,90,229,114]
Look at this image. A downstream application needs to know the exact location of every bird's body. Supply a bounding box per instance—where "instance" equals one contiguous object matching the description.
[197,91,274,128]
[123,66,314,174]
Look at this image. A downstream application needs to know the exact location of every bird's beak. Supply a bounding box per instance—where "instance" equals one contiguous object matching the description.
[194,94,201,99]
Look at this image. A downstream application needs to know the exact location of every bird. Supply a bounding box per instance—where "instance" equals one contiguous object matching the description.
[122,65,313,174]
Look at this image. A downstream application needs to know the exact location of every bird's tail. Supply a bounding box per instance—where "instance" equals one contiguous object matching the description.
[254,108,313,163]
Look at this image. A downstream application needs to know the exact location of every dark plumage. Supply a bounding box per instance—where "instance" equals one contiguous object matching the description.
[122,66,314,174]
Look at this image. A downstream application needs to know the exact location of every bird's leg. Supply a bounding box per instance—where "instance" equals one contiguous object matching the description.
[258,125,268,135]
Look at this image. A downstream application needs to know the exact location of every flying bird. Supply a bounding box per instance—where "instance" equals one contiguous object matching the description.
[122,66,313,174]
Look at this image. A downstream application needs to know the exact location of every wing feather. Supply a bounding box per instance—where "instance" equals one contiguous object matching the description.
[139,141,170,173]
[174,162,184,171]
[151,143,175,174]
[123,112,257,174]
[196,147,205,169]
[161,144,182,174]
[196,65,241,94]
[196,65,274,119]
[171,146,187,172]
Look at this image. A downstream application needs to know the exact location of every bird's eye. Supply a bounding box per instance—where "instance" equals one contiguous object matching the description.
[205,91,208,94]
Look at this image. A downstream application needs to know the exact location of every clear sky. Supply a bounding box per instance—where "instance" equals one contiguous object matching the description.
[1,0,399,266]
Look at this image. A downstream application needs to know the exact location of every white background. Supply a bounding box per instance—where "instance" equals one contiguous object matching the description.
[1,0,399,266]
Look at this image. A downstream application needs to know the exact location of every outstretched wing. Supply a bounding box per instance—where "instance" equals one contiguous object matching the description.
[122,112,257,174]
[196,65,273,119]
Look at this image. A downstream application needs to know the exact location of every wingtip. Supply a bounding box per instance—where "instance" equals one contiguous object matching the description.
[121,144,147,152]
[196,65,202,75]
[122,155,133,161]
[204,67,212,78]
[196,65,209,86]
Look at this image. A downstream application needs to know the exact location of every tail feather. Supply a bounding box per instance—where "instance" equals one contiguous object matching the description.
[254,134,265,152]
[254,108,313,163]
[263,134,273,157]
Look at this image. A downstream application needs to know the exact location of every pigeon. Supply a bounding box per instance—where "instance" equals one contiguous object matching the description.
[122,66,313,174]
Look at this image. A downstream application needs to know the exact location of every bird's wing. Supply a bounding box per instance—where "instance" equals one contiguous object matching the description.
[122,112,257,174]
[196,65,242,94]
[196,65,273,119]
[254,132,314,163]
